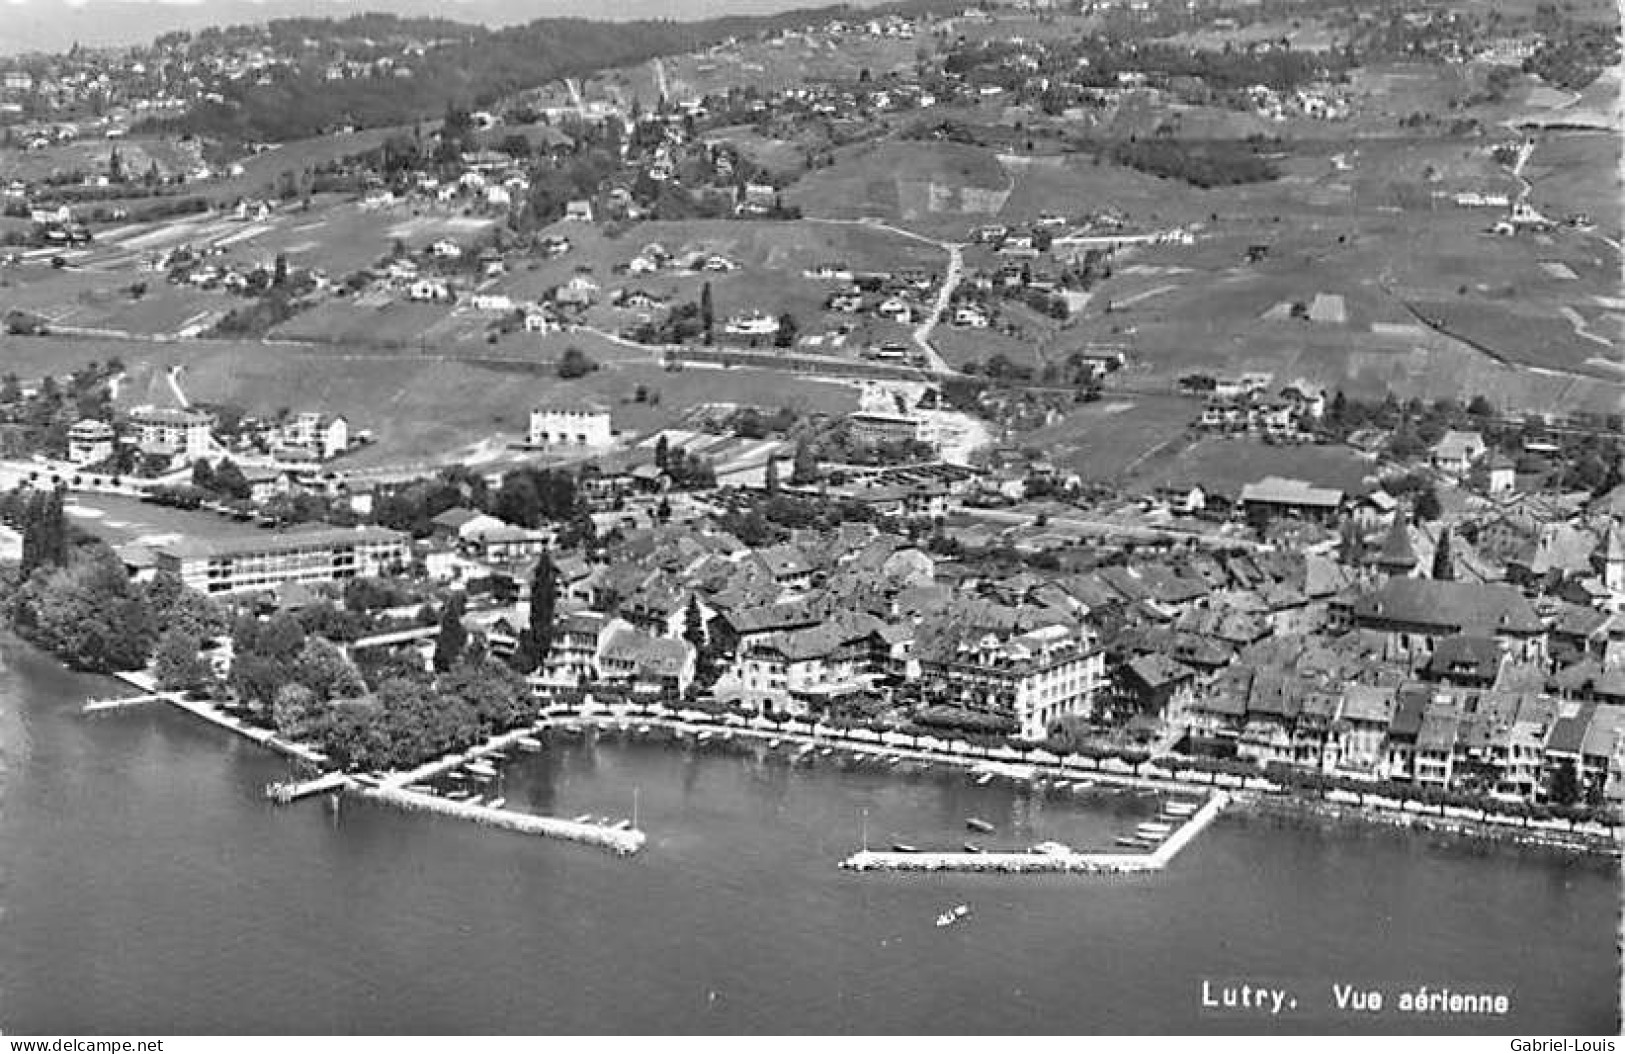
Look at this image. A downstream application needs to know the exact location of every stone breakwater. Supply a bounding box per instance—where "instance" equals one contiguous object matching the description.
[357,784,646,856]
[840,792,1230,875]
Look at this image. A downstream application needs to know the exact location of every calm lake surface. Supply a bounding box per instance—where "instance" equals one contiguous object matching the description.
[0,640,1618,1034]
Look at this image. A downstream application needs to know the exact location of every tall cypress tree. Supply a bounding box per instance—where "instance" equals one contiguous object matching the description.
[1431,527,1456,581]
[525,553,558,672]
[434,594,468,672]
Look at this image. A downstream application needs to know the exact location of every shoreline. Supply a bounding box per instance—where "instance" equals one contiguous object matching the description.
[1229,792,1622,862]
[12,621,1618,860]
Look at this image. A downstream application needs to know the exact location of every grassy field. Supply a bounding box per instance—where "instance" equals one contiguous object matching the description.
[65,492,293,549]
[0,135,202,184]
[1020,394,1197,483]
[0,333,859,468]
[1125,434,1380,497]
[661,32,922,99]
[1524,131,1623,239]
[784,140,1014,233]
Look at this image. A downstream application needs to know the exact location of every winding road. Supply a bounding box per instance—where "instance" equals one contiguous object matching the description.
[803,216,964,375]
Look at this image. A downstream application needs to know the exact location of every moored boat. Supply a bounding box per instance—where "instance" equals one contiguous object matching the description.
[963,842,984,854]
[975,772,994,786]
[573,813,594,824]
[892,842,919,853]
[487,797,506,809]
[965,817,995,834]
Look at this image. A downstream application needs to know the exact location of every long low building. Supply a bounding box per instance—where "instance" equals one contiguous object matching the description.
[154,524,410,595]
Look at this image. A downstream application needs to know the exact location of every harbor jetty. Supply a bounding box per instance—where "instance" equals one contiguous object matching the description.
[357,784,646,855]
[265,771,352,804]
[839,792,1230,875]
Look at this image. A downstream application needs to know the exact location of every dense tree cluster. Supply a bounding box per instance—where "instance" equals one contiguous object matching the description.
[301,658,533,772]
[139,10,863,144]
[1100,137,1279,188]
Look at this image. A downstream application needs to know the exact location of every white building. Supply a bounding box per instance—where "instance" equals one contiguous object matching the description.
[127,406,214,460]
[67,419,115,465]
[528,398,613,448]
[154,525,409,595]
[277,412,349,460]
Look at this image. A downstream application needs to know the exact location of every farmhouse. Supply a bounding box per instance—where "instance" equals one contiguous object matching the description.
[724,311,778,337]
[1432,430,1487,476]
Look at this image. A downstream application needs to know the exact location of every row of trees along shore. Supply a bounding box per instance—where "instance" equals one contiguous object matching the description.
[0,486,567,772]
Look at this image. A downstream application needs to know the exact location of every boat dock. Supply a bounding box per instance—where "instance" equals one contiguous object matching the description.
[83,692,165,713]
[839,792,1230,875]
[358,784,645,855]
[380,723,547,791]
[265,771,353,804]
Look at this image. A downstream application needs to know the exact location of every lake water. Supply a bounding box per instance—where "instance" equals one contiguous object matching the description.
[0,640,1618,1034]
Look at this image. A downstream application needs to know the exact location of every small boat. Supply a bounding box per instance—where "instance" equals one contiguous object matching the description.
[963,842,984,854]
[1054,780,1071,792]
[892,842,919,853]
[768,738,781,749]
[722,730,734,741]
[466,761,497,778]
[1138,821,1174,834]
[935,911,956,928]
[516,735,543,751]
[613,819,632,831]
[487,797,506,809]
[637,724,652,734]
[953,904,970,919]
[486,752,506,762]
[975,772,994,786]
[965,817,995,834]
[819,746,834,757]
[1164,801,1199,817]
[1116,835,1149,848]
[1031,841,1072,856]
[886,755,902,766]
[796,744,815,758]
[697,731,712,744]
[573,813,594,823]
[445,771,467,781]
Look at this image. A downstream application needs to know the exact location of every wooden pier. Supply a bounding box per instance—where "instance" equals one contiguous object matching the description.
[83,692,165,713]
